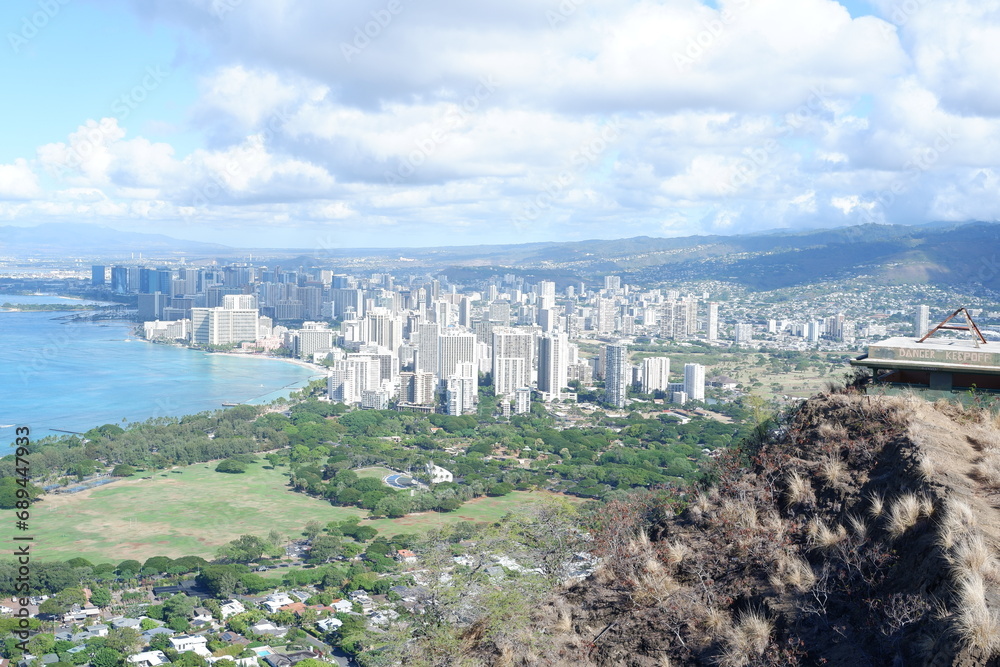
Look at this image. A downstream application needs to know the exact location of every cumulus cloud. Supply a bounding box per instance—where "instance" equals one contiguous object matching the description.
[7,0,1000,244]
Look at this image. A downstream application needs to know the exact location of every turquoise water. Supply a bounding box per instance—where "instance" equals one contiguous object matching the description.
[0,298,321,446]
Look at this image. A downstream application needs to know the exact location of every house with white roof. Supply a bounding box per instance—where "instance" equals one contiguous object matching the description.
[127,651,170,667]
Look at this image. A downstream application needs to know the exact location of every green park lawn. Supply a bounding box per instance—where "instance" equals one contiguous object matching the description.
[0,462,365,564]
[0,460,581,564]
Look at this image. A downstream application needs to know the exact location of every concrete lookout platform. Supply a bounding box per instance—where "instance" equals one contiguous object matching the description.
[852,337,1000,391]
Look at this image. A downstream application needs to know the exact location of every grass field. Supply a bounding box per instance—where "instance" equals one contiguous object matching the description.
[363,491,584,535]
[353,466,397,480]
[0,461,582,564]
[0,462,365,563]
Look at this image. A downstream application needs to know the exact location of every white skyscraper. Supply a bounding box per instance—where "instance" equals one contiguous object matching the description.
[707,302,719,341]
[445,362,478,415]
[494,357,528,397]
[438,330,477,381]
[492,327,534,396]
[807,320,822,343]
[641,356,671,394]
[537,332,569,400]
[604,343,630,408]
[914,305,930,338]
[190,302,259,346]
[416,322,440,374]
[734,323,754,345]
[329,356,379,405]
[223,294,258,310]
[683,363,705,401]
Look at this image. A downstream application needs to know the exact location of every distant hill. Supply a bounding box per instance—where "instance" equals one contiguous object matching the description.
[0,223,233,258]
[4,221,999,293]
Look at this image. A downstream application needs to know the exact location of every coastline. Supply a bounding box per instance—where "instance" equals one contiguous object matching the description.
[208,351,328,375]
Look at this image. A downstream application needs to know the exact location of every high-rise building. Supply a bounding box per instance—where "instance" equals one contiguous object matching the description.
[138,292,168,321]
[445,362,478,415]
[190,299,259,346]
[492,327,534,396]
[489,301,511,326]
[537,332,568,400]
[329,356,381,405]
[91,265,106,287]
[914,305,930,338]
[111,266,129,294]
[707,302,719,341]
[297,328,335,359]
[604,275,621,291]
[438,330,477,381]
[399,371,437,405]
[416,322,440,374]
[641,356,670,394]
[364,308,401,353]
[596,298,617,333]
[224,294,258,310]
[604,343,629,408]
[683,363,705,401]
[458,297,472,327]
[514,387,532,414]
[807,320,822,343]
[734,323,753,345]
[494,357,528,397]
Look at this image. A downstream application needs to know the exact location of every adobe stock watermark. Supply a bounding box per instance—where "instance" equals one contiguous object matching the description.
[383,75,499,186]
[514,120,622,226]
[212,0,245,20]
[18,318,86,384]
[51,66,170,179]
[341,0,405,63]
[856,127,958,225]
[877,0,930,38]
[717,84,832,195]
[546,0,586,28]
[674,0,752,72]
[183,105,293,211]
[7,0,71,54]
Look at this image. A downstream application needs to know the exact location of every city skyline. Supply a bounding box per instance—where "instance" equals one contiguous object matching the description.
[2,1,999,248]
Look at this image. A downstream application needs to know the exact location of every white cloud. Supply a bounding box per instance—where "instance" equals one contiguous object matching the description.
[8,0,1000,244]
[0,159,42,200]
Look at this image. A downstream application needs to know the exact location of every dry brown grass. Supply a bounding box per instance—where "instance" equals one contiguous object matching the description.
[976,451,1000,489]
[953,534,996,578]
[717,611,773,667]
[784,471,813,506]
[769,554,816,593]
[817,455,847,487]
[720,498,759,531]
[703,607,728,635]
[887,493,922,538]
[807,518,847,549]
[918,455,935,482]
[662,540,691,566]
[845,514,867,541]
[551,604,573,634]
[630,558,679,607]
[817,422,849,441]
[868,491,885,519]
[955,572,1000,655]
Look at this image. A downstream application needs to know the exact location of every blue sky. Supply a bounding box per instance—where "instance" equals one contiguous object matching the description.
[1,0,998,249]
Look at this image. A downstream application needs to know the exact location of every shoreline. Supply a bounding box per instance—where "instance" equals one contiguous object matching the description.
[207,351,327,375]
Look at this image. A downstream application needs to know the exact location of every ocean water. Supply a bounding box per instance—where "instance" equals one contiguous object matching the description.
[0,297,321,447]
